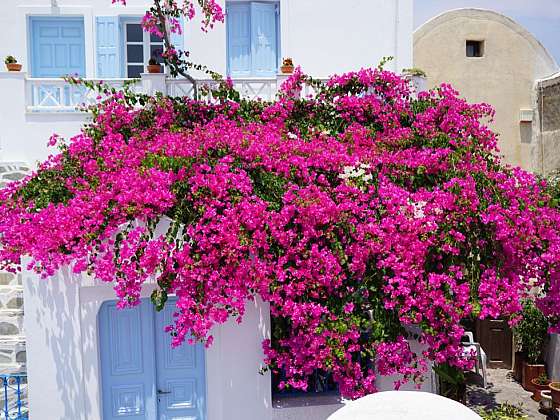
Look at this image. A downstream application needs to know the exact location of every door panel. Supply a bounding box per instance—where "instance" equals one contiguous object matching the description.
[155,298,206,420]
[96,16,120,78]
[227,3,252,77]
[100,298,206,420]
[30,17,85,77]
[99,301,157,420]
[476,319,513,369]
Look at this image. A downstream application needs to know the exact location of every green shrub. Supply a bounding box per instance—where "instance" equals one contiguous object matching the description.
[513,300,548,364]
[477,403,528,420]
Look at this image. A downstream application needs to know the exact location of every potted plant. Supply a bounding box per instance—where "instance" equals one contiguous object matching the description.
[433,363,466,404]
[402,67,427,78]
[147,57,161,74]
[4,56,22,72]
[550,381,560,408]
[513,300,548,392]
[280,57,294,74]
[477,403,528,420]
[531,373,550,402]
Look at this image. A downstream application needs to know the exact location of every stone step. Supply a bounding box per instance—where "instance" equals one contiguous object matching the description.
[0,313,24,337]
[0,309,23,316]
[0,364,26,375]
[0,339,26,367]
[0,272,22,287]
[0,288,23,312]
[0,162,30,188]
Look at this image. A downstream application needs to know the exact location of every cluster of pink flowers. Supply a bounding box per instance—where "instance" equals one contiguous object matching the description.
[141,11,164,38]
[1,67,559,399]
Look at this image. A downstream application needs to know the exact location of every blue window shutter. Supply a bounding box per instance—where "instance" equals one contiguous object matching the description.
[170,17,184,52]
[96,17,120,78]
[251,2,278,77]
[30,18,86,78]
[227,3,251,77]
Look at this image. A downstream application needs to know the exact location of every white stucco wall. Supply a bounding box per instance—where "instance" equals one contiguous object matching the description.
[0,72,87,165]
[23,261,435,420]
[23,267,274,420]
[0,0,153,79]
[9,2,418,417]
[0,0,412,168]
[0,0,412,79]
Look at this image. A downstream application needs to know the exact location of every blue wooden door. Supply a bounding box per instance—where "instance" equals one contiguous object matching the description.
[99,299,206,420]
[99,301,157,420]
[155,297,206,420]
[30,17,85,77]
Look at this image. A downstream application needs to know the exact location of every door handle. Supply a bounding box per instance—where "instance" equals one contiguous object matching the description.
[157,389,172,395]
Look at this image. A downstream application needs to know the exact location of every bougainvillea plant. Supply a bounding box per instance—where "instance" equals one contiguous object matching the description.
[111,0,226,95]
[1,0,560,400]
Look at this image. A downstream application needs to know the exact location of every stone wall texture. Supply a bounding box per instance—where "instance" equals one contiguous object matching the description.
[534,73,560,176]
[0,162,30,375]
[542,83,560,132]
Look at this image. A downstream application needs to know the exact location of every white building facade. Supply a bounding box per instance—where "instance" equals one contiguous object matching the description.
[0,1,418,419]
[0,0,412,165]
[23,267,435,420]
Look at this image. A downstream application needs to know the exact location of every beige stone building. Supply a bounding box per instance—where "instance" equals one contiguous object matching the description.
[414,8,558,173]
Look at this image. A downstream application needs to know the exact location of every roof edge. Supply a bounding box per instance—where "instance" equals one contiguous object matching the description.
[414,8,558,71]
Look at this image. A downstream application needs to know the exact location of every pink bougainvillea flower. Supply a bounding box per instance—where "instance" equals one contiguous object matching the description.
[1,65,559,400]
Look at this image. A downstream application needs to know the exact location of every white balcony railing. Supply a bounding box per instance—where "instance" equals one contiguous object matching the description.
[25,78,141,112]
[166,77,280,101]
[24,74,331,112]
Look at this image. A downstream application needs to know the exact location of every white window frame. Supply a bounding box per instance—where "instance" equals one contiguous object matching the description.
[123,21,165,78]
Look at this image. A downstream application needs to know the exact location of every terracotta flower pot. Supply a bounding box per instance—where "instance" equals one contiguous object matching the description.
[280,64,294,74]
[550,382,560,408]
[147,64,161,74]
[6,63,22,72]
[522,362,545,392]
[531,378,551,402]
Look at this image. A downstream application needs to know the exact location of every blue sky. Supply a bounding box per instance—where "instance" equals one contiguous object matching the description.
[414,0,560,64]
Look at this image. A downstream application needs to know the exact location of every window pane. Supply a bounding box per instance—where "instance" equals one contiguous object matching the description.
[127,44,144,63]
[126,24,143,42]
[150,33,163,43]
[150,45,164,64]
[466,40,483,58]
[127,65,144,78]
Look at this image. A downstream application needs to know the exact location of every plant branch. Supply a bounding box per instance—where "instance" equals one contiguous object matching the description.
[153,0,198,99]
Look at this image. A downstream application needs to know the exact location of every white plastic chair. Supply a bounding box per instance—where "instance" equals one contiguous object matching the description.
[462,331,488,388]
